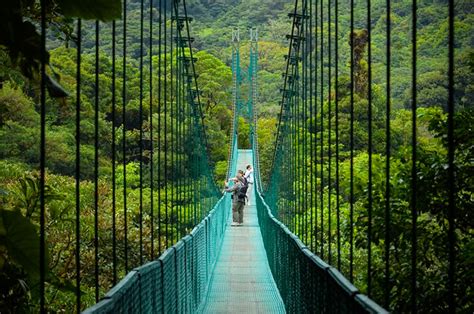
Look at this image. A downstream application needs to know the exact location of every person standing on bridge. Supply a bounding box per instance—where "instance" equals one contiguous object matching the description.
[244,165,254,205]
[223,174,246,226]
[237,169,249,203]
[237,169,248,186]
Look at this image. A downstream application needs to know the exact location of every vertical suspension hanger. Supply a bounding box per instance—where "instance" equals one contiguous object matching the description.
[309,0,314,252]
[367,0,374,297]
[157,0,163,256]
[170,0,178,245]
[94,18,100,302]
[139,0,144,265]
[122,0,129,273]
[303,1,309,246]
[75,17,82,312]
[164,0,169,248]
[327,0,332,265]
[349,0,355,282]
[301,1,309,239]
[319,0,324,259]
[314,0,319,254]
[170,0,175,245]
[295,18,301,236]
[447,0,456,311]
[384,0,392,307]
[39,1,47,311]
[176,15,181,240]
[410,0,418,310]
[335,0,341,272]
[111,18,118,286]
[149,0,155,261]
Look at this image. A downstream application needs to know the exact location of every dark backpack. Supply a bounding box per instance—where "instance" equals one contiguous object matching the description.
[237,178,248,202]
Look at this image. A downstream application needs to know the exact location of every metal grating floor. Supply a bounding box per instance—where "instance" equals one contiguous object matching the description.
[200,150,286,313]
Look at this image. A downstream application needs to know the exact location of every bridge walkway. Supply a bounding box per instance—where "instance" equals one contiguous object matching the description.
[200,149,285,313]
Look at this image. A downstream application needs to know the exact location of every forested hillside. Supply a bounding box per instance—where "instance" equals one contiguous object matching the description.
[0,0,473,312]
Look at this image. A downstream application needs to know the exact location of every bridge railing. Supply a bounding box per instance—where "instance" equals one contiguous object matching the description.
[254,188,386,313]
[83,192,231,313]
[83,100,240,313]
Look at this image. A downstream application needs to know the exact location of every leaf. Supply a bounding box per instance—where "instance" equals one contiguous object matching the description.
[56,0,122,21]
[1,209,48,279]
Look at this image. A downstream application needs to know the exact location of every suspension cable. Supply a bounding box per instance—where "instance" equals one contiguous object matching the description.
[112,19,118,285]
[94,19,100,302]
[149,0,155,260]
[122,0,129,273]
[39,1,46,311]
[367,0,373,297]
[349,0,355,282]
[170,0,175,245]
[75,18,82,312]
[314,0,319,254]
[157,0,162,256]
[319,0,324,259]
[384,0,391,307]
[335,0,341,272]
[447,0,456,311]
[139,0,144,265]
[410,0,418,310]
[309,0,314,251]
[327,0,332,265]
[164,0,169,247]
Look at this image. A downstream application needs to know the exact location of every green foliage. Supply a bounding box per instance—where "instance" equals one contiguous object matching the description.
[214,160,228,182]
[0,169,80,312]
[0,82,38,126]
[0,0,121,82]
[1,208,43,279]
[256,117,277,183]
[256,0,473,311]
[0,0,472,311]
[0,6,231,308]
[237,116,251,148]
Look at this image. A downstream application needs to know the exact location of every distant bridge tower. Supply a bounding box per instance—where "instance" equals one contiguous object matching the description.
[231,28,242,115]
[227,28,242,179]
[248,27,262,189]
[248,27,258,120]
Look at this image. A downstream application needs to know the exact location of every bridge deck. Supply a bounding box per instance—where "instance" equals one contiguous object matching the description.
[200,150,285,313]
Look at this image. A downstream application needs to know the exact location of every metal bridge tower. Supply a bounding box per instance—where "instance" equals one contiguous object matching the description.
[248,27,262,189]
[227,28,242,179]
[248,27,258,120]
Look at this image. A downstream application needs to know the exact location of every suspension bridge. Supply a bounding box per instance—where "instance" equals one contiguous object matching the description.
[21,0,462,312]
[80,17,385,312]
